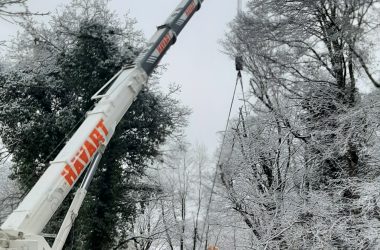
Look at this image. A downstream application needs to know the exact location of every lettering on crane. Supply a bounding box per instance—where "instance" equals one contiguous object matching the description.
[156,33,172,54]
[185,1,197,17]
[61,119,109,186]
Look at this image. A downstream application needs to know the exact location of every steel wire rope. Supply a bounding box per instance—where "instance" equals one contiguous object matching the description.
[198,71,241,249]
[239,71,249,118]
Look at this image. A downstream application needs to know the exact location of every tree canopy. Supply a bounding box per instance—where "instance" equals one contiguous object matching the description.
[216,0,380,248]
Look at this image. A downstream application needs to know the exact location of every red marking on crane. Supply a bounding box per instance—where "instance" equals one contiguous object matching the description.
[61,119,109,186]
[185,1,196,17]
[61,165,77,187]
[84,139,97,157]
[156,34,172,54]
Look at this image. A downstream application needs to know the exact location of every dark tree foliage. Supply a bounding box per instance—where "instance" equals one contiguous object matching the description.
[0,1,188,249]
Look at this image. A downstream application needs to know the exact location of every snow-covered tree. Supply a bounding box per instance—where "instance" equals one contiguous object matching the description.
[218,0,380,248]
[117,141,214,250]
[0,0,35,19]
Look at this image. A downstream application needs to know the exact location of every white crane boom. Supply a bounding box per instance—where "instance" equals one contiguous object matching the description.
[0,0,204,249]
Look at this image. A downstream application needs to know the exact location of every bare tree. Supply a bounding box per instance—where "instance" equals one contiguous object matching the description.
[109,141,214,249]
[223,0,380,188]
[218,0,380,248]
[119,141,213,249]
[0,0,45,20]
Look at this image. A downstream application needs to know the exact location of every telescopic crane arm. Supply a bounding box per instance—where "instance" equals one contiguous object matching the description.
[0,1,204,249]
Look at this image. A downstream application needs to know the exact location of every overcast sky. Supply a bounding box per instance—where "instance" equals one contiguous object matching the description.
[0,0,245,153]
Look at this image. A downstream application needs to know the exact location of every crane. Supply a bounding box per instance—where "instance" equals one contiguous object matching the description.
[0,0,204,249]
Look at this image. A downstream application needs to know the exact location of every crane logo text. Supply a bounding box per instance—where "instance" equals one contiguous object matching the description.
[61,119,109,186]
[185,1,196,17]
[156,34,172,54]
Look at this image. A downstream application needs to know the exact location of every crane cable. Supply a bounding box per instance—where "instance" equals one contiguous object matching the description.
[199,70,242,249]
[239,71,248,119]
